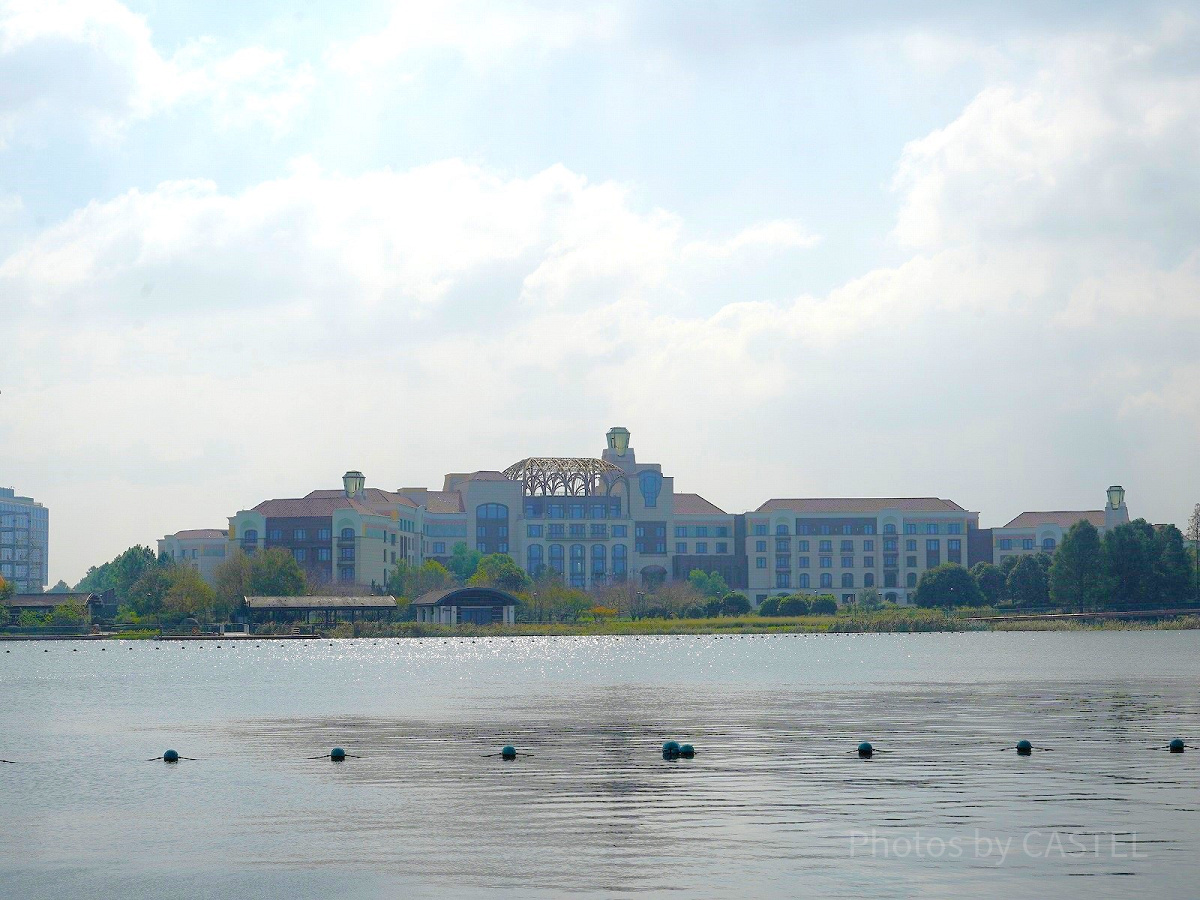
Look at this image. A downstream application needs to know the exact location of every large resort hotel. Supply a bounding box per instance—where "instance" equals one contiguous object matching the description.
[160,427,1131,606]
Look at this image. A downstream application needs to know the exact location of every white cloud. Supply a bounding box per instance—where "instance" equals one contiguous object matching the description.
[0,0,314,144]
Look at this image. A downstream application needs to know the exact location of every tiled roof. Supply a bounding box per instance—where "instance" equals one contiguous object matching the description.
[172,529,226,539]
[1002,510,1105,529]
[244,595,397,609]
[755,497,967,513]
[13,593,98,607]
[252,496,381,518]
[424,492,465,513]
[673,492,728,516]
[305,488,420,509]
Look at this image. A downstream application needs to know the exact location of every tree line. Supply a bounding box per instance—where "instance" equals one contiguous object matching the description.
[915,518,1196,610]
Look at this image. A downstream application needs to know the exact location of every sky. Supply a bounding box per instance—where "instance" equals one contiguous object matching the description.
[1,0,1199,586]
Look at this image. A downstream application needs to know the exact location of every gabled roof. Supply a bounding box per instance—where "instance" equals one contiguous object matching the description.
[244,595,397,609]
[12,592,99,607]
[755,497,967,514]
[673,492,727,516]
[252,496,381,518]
[172,529,227,540]
[1002,510,1105,529]
[305,488,420,509]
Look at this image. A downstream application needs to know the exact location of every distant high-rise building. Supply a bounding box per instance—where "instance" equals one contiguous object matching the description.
[0,487,49,592]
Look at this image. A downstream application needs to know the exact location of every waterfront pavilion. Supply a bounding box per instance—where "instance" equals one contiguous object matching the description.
[242,595,398,627]
[412,587,519,626]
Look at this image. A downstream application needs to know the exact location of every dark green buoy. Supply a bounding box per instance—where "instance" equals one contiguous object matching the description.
[857,741,873,758]
[330,747,346,761]
[679,744,695,757]
[501,745,516,760]
[1169,738,1185,753]
[1016,740,1033,755]
[662,741,681,754]
[163,749,179,763]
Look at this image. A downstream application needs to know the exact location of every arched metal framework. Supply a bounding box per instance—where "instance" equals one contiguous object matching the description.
[503,457,628,498]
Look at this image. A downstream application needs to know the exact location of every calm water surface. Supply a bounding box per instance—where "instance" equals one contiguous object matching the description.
[1,631,1198,899]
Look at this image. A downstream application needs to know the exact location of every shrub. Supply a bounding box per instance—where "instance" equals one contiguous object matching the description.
[809,596,838,615]
[778,595,810,616]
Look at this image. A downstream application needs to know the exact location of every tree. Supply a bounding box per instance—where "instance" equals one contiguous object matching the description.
[1150,524,1191,606]
[163,566,216,621]
[1187,503,1200,599]
[757,596,781,616]
[1102,519,1156,608]
[1006,555,1049,607]
[809,595,838,615]
[969,562,1006,606]
[388,559,453,599]
[469,554,532,593]
[916,563,983,608]
[248,548,307,597]
[688,569,730,599]
[778,595,810,616]
[75,545,158,604]
[720,593,752,616]
[50,600,86,625]
[213,549,254,611]
[127,563,174,617]
[0,575,12,606]
[856,587,882,610]
[998,554,1021,579]
[1048,520,1107,612]
[48,580,71,593]
[446,542,482,582]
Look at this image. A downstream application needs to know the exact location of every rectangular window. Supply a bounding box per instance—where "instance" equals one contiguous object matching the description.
[339,548,354,560]
[317,548,331,561]
[842,524,852,535]
[798,540,809,551]
[863,556,874,567]
[293,548,307,562]
[675,526,687,537]
[318,528,331,540]
[569,504,585,519]
[1022,539,1034,550]
[477,526,487,538]
[715,542,727,553]
[926,539,940,551]
[906,555,917,567]
[696,526,709,537]
[864,524,875,534]
[841,540,853,552]
[569,524,585,537]
[841,556,853,568]
[999,538,1012,550]
[527,525,543,537]
[294,529,306,541]
[756,540,766,552]
[591,524,607,538]
[906,540,917,551]
[716,526,728,537]
[948,539,961,551]
[339,566,353,581]
[268,529,282,541]
[756,557,766,569]
[884,539,897,551]
[549,524,565,538]
[548,503,564,518]
[776,555,790,569]
[776,573,791,589]
[798,556,810,568]
[947,523,962,534]
[612,525,627,537]
[696,542,708,554]
[776,539,789,552]
[798,524,810,535]
[754,523,767,535]
[477,542,487,552]
[432,542,445,555]
[819,540,832,552]
[676,542,687,554]
[820,556,832,568]
[884,554,898,567]
[904,524,917,534]
[820,525,831,535]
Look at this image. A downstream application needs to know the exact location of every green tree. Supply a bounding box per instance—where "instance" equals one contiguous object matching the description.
[48,580,71,593]
[1006,555,1049,607]
[856,587,882,610]
[50,600,87,625]
[998,554,1020,579]
[1187,503,1200,599]
[969,562,1006,606]
[757,596,781,616]
[720,593,752,616]
[778,595,810,616]
[213,549,254,611]
[468,554,532,593]
[809,595,838,615]
[248,548,307,596]
[1102,519,1156,608]
[127,563,174,617]
[446,542,482,582]
[687,569,730,598]
[388,559,453,599]
[1048,520,1107,612]
[0,575,12,605]
[1150,524,1191,606]
[164,566,217,621]
[916,563,984,608]
[75,545,158,604]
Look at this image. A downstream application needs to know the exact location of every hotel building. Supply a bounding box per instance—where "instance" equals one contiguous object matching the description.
[0,486,49,592]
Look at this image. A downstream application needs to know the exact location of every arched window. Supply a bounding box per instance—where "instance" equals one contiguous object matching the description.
[549,544,564,574]
[527,544,543,575]
[841,573,853,588]
[591,544,606,576]
[906,572,917,587]
[570,544,585,575]
[243,529,258,542]
[883,523,897,534]
[340,528,355,540]
[776,523,789,535]
[612,544,627,577]
[864,572,875,587]
[799,573,810,588]
[476,503,509,520]
[1042,537,1056,551]
[820,573,832,589]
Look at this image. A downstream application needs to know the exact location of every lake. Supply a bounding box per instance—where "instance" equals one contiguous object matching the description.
[1,631,1198,899]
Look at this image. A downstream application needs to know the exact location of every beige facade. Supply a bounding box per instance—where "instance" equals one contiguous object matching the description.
[158,529,229,585]
[990,486,1130,567]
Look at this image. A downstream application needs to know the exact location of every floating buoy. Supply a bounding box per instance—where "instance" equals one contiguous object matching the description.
[163,749,180,763]
[1017,740,1033,755]
[662,741,681,756]
[501,745,517,760]
[330,747,346,761]
[858,741,874,758]
[1170,738,1186,753]
[679,744,695,757]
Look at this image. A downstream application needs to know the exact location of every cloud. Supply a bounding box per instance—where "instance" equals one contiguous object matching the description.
[0,0,314,145]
